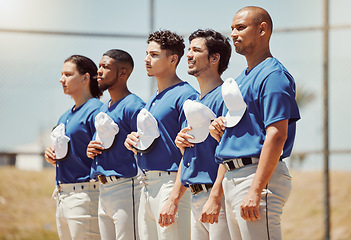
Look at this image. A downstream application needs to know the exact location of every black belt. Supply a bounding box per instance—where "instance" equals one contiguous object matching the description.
[223,157,282,171]
[97,175,120,184]
[189,183,213,195]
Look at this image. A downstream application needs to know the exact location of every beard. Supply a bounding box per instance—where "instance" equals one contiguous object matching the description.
[235,41,255,56]
[98,79,117,92]
[98,83,109,92]
[188,63,210,77]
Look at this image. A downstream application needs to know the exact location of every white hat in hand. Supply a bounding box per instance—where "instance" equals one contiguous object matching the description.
[51,123,70,160]
[222,78,246,128]
[134,108,160,153]
[183,99,216,143]
[95,112,119,149]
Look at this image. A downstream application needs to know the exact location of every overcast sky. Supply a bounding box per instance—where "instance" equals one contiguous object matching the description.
[0,0,350,170]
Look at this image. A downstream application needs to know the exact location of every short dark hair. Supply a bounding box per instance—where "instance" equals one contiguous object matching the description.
[64,55,102,98]
[147,30,185,65]
[189,29,232,75]
[103,49,134,72]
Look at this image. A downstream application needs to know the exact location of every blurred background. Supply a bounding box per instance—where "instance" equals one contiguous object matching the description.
[0,0,350,239]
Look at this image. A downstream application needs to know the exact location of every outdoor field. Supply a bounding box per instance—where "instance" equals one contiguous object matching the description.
[0,167,350,240]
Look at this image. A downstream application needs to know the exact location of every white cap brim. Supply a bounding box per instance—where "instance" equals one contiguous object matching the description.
[187,125,210,143]
[136,135,158,151]
[96,132,116,150]
[224,108,246,128]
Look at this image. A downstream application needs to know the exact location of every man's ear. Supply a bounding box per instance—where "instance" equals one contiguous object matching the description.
[211,53,220,64]
[259,22,268,36]
[119,68,127,78]
[170,54,179,65]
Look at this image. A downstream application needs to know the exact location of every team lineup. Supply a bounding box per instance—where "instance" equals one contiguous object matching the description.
[44,6,300,240]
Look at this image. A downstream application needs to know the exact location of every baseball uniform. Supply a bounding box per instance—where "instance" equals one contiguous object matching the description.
[91,93,145,240]
[215,58,300,240]
[54,98,102,240]
[180,85,230,240]
[137,81,198,240]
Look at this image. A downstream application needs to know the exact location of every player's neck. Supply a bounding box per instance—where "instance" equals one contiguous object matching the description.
[197,72,223,100]
[108,86,131,107]
[156,73,182,94]
[72,91,93,110]
[246,48,272,72]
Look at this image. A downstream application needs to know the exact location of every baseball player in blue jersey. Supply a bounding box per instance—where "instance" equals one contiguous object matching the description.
[158,29,232,240]
[44,55,103,239]
[125,30,198,240]
[86,49,145,240]
[209,7,301,240]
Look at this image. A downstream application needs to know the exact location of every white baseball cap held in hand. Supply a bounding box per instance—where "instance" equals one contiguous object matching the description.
[50,123,70,160]
[95,112,119,149]
[183,99,216,143]
[134,108,160,153]
[222,78,246,128]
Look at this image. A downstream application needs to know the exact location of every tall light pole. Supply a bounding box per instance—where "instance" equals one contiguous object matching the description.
[323,0,330,239]
[149,0,156,96]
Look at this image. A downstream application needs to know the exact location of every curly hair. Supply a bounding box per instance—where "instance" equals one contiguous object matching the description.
[147,30,185,65]
[189,29,232,75]
[64,55,102,98]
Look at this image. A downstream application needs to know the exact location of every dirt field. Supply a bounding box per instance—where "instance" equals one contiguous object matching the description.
[0,167,350,240]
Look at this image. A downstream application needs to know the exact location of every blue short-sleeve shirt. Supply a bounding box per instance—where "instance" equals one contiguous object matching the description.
[56,98,103,184]
[215,58,301,163]
[137,81,199,172]
[181,85,226,186]
[90,94,145,178]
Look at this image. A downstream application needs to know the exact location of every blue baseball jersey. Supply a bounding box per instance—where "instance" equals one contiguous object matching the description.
[90,94,145,178]
[215,58,301,163]
[181,85,226,186]
[137,81,198,172]
[56,98,103,184]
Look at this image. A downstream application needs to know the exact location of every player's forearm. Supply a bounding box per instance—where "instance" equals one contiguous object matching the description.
[168,159,187,202]
[208,164,226,200]
[249,120,288,193]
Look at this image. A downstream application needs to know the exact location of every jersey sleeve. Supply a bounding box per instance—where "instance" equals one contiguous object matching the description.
[127,99,146,131]
[87,108,100,137]
[259,70,301,128]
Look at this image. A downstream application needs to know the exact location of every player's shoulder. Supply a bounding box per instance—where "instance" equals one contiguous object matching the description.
[123,93,146,112]
[178,81,198,93]
[175,81,199,100]
[84,98,103,109]
[264,58,292,77]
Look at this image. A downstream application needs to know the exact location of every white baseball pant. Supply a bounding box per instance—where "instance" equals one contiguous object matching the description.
[138,171,191,240]
[191,188,231,240]
[98,176,140,240]
[223,161,292,240]
[55,181,100,240]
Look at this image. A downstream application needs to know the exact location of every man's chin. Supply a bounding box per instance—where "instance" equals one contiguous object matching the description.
[98,84,108,92]
[187,70,197,76]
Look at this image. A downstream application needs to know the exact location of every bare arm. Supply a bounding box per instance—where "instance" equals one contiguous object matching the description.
[158,158,187,227]
[200,163,226,224]
[240,119,288,221]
